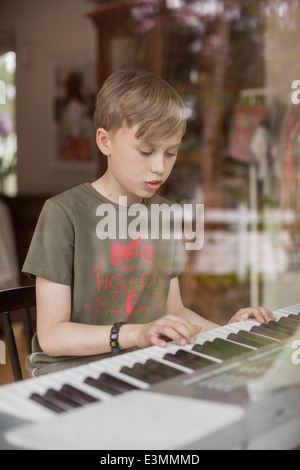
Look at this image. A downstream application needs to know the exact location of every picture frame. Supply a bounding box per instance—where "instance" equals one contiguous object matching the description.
[47,51,98,172]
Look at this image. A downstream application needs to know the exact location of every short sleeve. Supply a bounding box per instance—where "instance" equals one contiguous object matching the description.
[22,199,74,285]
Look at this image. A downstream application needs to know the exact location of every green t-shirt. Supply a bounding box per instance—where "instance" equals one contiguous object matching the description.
[23,183,187,375]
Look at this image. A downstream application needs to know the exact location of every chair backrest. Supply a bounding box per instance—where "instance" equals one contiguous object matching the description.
[0,285,36,381]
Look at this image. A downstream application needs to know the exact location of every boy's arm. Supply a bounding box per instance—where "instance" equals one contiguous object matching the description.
[166,277,275,327]
[36,276,113,356]
[165,277,219,330]
[36,276,201,356]
[36,276,276,358]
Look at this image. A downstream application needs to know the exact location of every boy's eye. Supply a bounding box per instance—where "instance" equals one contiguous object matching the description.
[165,152,177,157]
[140,150,152,156]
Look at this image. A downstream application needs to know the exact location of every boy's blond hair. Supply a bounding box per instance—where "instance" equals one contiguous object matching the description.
[94,70,186,140]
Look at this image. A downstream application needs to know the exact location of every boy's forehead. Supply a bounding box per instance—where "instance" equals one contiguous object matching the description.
[140,135,182,146]
[116,123,183,146]
[135,128,183,146]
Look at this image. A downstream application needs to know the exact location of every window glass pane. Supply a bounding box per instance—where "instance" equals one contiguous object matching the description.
[89,0,300,322]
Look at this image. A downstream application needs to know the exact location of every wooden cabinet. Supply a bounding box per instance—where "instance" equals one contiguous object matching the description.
[88,4,137,87]
[87,3,166,86]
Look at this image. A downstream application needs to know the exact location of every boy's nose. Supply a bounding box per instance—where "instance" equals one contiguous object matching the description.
[150,153,165,175]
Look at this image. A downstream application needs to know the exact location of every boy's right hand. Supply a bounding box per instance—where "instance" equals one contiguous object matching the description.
[136,314,201,349]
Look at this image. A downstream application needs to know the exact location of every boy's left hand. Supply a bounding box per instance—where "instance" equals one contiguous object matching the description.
[228,306,276,324]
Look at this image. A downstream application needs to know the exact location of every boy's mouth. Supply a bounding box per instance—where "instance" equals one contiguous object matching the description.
[145,180,162,190]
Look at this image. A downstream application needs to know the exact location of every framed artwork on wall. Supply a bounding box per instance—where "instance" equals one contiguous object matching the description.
[48,51,98,172]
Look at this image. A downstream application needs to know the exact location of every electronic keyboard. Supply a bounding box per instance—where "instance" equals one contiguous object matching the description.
[1,304,300,450]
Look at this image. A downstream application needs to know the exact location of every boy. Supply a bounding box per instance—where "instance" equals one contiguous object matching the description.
[23,70,274,376]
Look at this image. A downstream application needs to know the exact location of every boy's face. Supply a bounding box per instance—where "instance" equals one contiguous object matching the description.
[98,124,183,205]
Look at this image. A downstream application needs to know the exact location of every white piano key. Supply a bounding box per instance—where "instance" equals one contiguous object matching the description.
[220,325,246,335]
[195,336,216,345]
[275,305,300,317]
[220,321,260,334]
[91,355,137,373]
[196,331,219,341]
[0,386,55,421]
[63,365,100,381]
[199,330,229,340]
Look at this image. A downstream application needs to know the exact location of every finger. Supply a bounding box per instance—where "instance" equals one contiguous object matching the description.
[245,307,276,323]
[229,308,263,323]
[148,333,169,348]
[231,307,276,324]
[160,324,190,346]
[173,320,201,343]
[246,307,266,323]
[228,308,252,323]
[155,321,198,346]
[148,327,187,348]
[159,316,201,341]
[259,307,276,322]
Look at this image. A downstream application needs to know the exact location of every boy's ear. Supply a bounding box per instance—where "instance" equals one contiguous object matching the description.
[96,128,111,156]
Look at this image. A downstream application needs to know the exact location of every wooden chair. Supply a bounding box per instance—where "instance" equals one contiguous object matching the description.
[0,285,36,381]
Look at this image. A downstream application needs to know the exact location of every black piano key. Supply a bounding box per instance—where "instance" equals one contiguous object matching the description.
[278,316,300,329]
[84,372,138,396]
[120,359,182,385]
[163,349,215,370]
[192,343,225,360]
[121,363,158,384]
[211,338,253,354]
[100,372,139,393]
[286,313,300,323]
[30,392,66,414]
[192,336,252,360]
[235,329,278,346]
[227,330,276,349]
[146,359,182,379]
[226,332,260,348]
[60,384,99,405]
[267,320,296,335]
[256,322,291,338]
[192,342,235,360]
[242,330,278,345]
[84,376,119,396]
[135,359,178,384]
[250,324,287,340]
[44,388,82,411]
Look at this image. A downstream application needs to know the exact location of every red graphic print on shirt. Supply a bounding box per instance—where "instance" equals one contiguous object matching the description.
[110,237,155,265]
[90,236,171,319]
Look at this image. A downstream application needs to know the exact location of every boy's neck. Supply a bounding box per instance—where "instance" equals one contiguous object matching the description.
[91,173,143,207]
